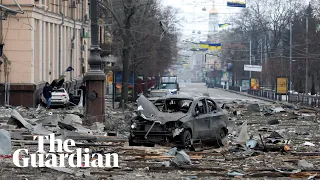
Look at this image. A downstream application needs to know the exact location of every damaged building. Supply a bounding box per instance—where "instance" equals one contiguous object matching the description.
[0,0,106,107]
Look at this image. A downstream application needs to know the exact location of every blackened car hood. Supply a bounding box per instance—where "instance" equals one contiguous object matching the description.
[136,95,187,124]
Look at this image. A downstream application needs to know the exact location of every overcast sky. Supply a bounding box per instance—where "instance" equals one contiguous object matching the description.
[162,0,243,41]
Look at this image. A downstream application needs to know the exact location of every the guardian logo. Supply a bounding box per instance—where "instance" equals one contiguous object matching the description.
[12,134,119,168]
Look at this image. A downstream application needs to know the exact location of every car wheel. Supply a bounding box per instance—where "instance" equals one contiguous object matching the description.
[180,130,192,147]
[216,128,227,147]
[219,128,227,139]
[128,135,136,146]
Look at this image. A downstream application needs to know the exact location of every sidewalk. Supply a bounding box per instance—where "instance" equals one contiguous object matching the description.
[219,88,279,103]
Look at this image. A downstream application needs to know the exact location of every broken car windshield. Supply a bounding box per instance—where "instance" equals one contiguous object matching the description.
[154,98,193,113]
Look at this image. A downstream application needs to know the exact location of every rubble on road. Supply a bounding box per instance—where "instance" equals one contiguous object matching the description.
[0,98,320,179]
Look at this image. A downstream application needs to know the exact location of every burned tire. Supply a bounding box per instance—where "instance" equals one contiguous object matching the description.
[128,135,137,146]
[216,128,227,147]
[219,128,227,139]
[180,130,192,147]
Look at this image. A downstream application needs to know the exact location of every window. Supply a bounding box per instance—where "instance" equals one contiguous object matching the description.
[195,99,206,114]
[206,99,217,113]
[154,98,193,113]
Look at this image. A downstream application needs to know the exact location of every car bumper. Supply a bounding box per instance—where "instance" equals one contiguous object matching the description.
[130,130,173,144]
[130,121,175,144]
[50,100,69,106]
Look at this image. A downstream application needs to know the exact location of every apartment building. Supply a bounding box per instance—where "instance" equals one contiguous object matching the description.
[0,0,98,107]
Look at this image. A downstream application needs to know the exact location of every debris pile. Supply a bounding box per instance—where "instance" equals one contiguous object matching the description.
[0,98,319,179]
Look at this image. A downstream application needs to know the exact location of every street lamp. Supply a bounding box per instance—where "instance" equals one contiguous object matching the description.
[83,0,106,124]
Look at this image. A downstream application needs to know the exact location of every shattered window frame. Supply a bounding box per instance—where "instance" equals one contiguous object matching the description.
[195,98,207,115]
[206,98,218,113]
[154,98,193,113]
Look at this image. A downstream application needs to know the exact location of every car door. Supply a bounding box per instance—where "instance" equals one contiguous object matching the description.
[192,98,211,140]
[206,98,225,139]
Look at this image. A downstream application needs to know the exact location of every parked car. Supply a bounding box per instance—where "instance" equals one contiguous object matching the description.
[148,89,169,102]
[41,88,70,107]
[129,94,228,147]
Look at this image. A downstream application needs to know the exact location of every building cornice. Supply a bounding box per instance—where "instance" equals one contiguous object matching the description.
[4,4,90,27]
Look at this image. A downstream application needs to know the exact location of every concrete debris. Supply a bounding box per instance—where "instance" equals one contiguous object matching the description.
[0,129,11,155]
[48,166,74,174]
[37,114,60,125]
[32,123,53,135]
[10,132,24,140]
[247,103,260,112]
[0,90,318,179]
[56,174,67,180]
[58,121,77,131]
[274,168,301,174]
[246,139,258,148]
[308,174,317,180]
[91,122,105,132]
[164,147,177,156]
[298,159,314,169]
[8,109,33,130]
[227,170,245,176]
[303,142,315,146]
[235,120,249,144]
[63,114,82,125]
[170,150,191,167]
[74,126,93,134]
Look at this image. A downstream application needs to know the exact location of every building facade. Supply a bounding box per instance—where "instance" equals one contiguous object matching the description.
[0,0,96,107]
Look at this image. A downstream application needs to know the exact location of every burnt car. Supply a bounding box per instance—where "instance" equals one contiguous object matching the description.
[129,94,228,147]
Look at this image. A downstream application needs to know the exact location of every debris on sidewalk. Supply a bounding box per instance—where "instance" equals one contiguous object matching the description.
[0,129,11,155]
[0,95,318,179]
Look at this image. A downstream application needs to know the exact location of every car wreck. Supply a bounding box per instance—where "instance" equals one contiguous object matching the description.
[129,94,228,147]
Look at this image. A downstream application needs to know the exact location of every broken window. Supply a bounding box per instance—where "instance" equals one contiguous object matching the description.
[195,99,207,114]
[154,98,192,113]
[206,99,217,113]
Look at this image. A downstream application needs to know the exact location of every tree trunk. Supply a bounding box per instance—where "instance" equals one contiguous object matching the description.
[120,1,134,105]
[311,74,316,95]
[121,30,130,104]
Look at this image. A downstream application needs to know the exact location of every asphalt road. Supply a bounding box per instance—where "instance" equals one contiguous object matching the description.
[179,83,267,103]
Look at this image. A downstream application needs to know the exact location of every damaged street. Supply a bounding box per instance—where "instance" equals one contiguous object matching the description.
[0,83,319,179]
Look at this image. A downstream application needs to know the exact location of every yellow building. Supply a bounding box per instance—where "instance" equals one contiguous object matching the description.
[0,0,105,107]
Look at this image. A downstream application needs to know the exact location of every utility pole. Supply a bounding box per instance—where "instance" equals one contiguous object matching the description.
[84,0,106,124]
[249,38,252,78]
[289,21,292,93]
[260,37,263,86]
[305,16,308,94]
[265,35,268,87]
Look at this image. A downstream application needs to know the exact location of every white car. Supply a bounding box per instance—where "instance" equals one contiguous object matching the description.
[41,88,70,107]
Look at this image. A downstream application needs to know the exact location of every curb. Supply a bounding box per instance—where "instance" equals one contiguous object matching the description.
[218,88,278,103]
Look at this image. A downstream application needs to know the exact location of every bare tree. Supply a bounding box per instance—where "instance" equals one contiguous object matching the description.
[99,0,180,104]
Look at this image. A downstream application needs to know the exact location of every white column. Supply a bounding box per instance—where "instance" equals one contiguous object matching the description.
[39,20,43,82]
[48,22,51,83]
[57,24,60,78]
[52,23,55,80]
[43,22,46,81]
[31,18,35,83]
[64,25,67,76]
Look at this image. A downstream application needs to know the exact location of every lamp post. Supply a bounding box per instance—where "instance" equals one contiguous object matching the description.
[83,0,106,125]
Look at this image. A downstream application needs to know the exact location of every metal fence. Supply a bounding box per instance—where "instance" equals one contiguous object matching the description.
[228,86,320,107]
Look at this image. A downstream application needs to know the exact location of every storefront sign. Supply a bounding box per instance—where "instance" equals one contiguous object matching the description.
[250,78,260,90]
[276,77,288,94]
